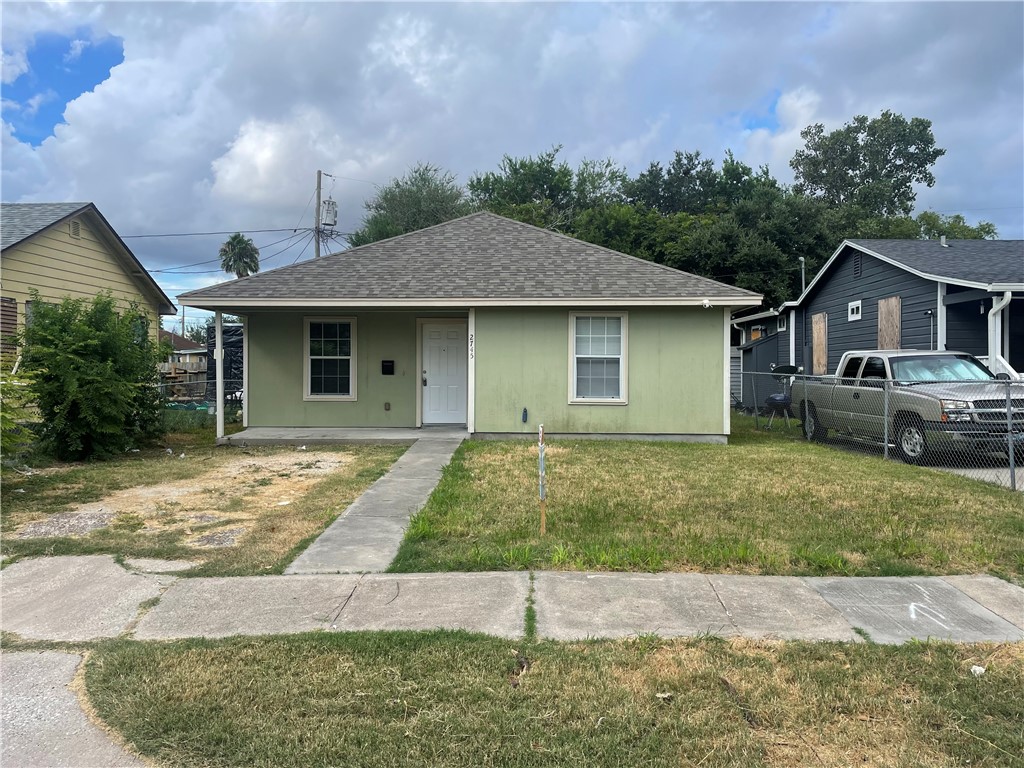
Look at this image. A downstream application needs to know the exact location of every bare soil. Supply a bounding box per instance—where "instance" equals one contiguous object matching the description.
[14,451,351,549]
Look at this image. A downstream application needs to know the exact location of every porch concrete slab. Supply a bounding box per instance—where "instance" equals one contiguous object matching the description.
[285,515,409,573]
[534,572,733,641]
[1,652,144,768]
[941,575,1024,630]
[133,575,360,639]
[335,572,529,638]
[806,577,1024,644]
[0,556,171,642]
[708,576,859,642]
[220,427,468,446]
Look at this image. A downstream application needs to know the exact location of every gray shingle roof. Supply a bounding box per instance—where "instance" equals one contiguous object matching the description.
[1,202,90,250]
[181,212,761,306]
[850,239,1024,286]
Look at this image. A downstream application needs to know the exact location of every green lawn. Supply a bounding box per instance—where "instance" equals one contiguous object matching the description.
[1,419,405,576]
[84,632,1024,768]
[390,418,1024,579]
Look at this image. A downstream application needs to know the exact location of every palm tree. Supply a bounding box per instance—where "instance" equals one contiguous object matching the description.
[219,233,260,278]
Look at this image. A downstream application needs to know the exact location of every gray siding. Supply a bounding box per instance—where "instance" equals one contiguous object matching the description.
[945,300,988,357]
[802,247,939,373]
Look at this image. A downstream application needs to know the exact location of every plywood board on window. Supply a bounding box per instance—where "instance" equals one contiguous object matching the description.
[878,296,902,349]
[812,312,828,375]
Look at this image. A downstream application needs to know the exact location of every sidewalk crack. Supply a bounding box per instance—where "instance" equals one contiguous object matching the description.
[707,576,740,633]
[330,575,364,625]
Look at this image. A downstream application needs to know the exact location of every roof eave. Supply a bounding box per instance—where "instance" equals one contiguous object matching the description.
[179,296,763,311]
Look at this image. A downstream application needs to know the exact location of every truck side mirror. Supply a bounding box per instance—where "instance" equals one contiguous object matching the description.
[995,372,1011,381]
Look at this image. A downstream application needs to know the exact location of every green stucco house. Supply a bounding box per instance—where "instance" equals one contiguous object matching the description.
[180,212,761,441]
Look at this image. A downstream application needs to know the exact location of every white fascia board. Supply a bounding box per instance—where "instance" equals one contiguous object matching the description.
[986,283,1024,292]
[180,296,764,310]
[731,308,777,322]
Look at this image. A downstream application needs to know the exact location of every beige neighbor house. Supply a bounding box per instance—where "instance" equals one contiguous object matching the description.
[181,212,762,443]
[0,202,176,353]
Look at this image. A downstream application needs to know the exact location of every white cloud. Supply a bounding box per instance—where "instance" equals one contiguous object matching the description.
[63,38,89,64]
[0,0,1019,290]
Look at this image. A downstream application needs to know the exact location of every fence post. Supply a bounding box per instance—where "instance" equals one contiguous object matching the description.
[752,372,760,430]
[1007,381,1017,492]
[883,379,891,461]
[538,424,547,535]
[801,374,808,441]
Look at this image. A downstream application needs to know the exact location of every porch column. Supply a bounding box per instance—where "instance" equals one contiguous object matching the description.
[467,308,476,434]
[215,310,224,440]
[242,315,249,428]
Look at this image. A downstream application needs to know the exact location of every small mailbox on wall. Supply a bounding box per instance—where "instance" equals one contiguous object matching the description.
[381,360,395,375]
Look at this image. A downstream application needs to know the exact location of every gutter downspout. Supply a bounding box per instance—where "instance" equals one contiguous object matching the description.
[988,291,1012,371]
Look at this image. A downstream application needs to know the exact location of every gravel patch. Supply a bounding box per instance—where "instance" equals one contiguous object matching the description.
[16,511,115,539]
[192,528,246,548]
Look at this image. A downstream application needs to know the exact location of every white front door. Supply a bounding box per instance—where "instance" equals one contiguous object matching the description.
[422,322,467,424]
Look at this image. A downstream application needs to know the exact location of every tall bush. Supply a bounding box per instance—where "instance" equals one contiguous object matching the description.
[21,292,165,460]
[0,357,36,459]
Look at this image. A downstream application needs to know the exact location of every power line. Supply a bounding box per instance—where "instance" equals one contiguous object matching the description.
[148,230,312,273]
[122,227,298,239]
[291,231,316,264]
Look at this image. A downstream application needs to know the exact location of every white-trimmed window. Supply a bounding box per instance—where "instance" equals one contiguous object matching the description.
[569,312,627,404]
[777,315,787,332]
[304,317,356,400]
[848,300,862,322]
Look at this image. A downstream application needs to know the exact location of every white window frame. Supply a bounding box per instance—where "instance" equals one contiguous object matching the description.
[568,311,628,405]
[303,316,357,401]
[848,300,862,322]
[777,315,787,332]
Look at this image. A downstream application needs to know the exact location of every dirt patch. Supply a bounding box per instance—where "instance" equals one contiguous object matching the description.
[13,451,353,547]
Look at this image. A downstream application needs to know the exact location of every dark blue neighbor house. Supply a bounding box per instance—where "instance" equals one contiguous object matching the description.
[733,238,1024,394]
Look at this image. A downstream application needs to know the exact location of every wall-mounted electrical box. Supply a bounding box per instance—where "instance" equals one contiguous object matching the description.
[381,360,395,375]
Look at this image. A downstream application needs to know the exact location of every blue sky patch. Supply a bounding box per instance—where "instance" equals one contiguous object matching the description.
[2,29,123,146]
[739,89,782,132]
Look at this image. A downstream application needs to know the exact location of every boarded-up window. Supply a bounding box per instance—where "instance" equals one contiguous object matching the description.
[0,297,16,355]
[878,296,901,349]
[812,312,828,375]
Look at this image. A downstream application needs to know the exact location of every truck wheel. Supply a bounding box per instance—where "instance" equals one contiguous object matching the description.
[894,416,929,465]
[802,402,827,442]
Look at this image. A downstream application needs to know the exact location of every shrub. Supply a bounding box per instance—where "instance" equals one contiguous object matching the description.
[21,292,165,460]
[0,357,36,459]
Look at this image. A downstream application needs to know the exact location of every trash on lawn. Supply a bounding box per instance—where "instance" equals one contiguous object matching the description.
[166,448,173,455]
[971,665,986,677]
[297,445,307,451]
[656,692,674,704]
[277,500,291,506]
[179,453,185,459]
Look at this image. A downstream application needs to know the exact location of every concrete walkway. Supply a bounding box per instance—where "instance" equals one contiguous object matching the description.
[2,556,1022,645]
[285,437,463,573]
[1,651,143,767]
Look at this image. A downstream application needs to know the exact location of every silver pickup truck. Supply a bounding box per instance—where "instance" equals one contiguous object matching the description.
[797,350,1024,464]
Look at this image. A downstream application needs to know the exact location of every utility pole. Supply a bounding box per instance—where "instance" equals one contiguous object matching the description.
[314,169,322,259]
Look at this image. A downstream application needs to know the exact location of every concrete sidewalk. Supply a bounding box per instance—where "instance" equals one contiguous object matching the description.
[285,438,463,574]
[2,555,1021,645]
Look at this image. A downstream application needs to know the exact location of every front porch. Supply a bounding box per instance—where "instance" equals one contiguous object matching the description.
[218,425,469,446]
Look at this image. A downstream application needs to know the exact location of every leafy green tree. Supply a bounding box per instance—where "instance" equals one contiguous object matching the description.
[468,146,626,231]
[183,321,207,346]
[219,233,261,278]
[349,163,473,247]
[20,292,165,460]
[790,111,946,217]
[914,211,997,240]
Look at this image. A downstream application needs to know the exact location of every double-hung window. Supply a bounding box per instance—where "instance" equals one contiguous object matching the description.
[569,312,627,404]
[305,318,356,400]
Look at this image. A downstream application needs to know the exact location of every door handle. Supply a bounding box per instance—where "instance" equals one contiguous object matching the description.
[422,377,427,387]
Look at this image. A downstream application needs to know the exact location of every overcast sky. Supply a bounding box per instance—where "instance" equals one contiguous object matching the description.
[3,1,1022,328]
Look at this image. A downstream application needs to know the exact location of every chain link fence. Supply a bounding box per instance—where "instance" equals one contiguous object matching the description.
[158,378,243,419]
[738,369,1023,491]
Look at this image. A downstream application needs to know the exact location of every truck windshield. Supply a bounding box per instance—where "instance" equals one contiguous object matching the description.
[889,355,994,382]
